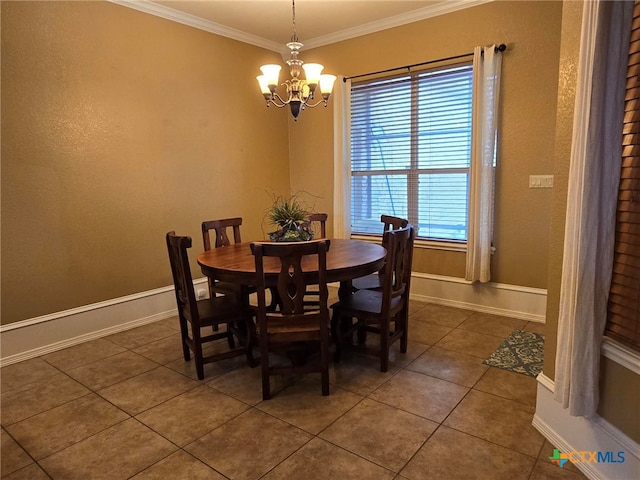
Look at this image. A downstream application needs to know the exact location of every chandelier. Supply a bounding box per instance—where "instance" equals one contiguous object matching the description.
[256,0,336,121]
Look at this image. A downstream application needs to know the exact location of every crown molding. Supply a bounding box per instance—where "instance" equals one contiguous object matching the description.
[303,0,494,50]
[109,0,494,53]
[108,0,283,52]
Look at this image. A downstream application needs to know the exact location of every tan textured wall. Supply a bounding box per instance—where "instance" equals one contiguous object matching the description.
[598,357,640,442]
[292,0,563,287]
[1,1,290,324]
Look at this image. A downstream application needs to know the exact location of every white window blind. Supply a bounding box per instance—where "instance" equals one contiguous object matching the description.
[350,63,473,241]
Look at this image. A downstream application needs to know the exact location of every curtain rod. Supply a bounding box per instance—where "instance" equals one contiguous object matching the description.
[343,43,507,82]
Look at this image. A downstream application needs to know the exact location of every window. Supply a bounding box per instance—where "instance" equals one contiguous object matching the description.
[350,63,473,242]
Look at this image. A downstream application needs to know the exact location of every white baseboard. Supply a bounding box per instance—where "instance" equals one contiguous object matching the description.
[533,373,640,480]
[0,274,546,366]
[0,278,208,367]
[410,272,547,322]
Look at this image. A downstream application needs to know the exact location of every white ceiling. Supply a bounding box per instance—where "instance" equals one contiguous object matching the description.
[111,0,492,52]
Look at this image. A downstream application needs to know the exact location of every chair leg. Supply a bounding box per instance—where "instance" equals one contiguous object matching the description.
[320,328,330,396]
[261,364,271,401]
[380,318,390,373]
[400,308,408,353]
[357,327,367,345]
[244,316,258,368]
[330,311,342,363]
[226,326,236,349]
[260,333,271,400]
[193,328,205,381]
[179,317,191,361]
[208,280,220,331]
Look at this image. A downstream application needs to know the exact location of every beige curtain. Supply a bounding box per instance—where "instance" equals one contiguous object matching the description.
[554,0,632,416]
[333,76,351,239]
[465,45,502,283]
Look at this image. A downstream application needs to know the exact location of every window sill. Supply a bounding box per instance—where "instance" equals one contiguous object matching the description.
[601,336,640,375]
[350,234,467,252]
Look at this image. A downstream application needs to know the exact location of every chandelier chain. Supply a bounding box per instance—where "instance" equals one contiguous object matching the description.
[291,0,298,43]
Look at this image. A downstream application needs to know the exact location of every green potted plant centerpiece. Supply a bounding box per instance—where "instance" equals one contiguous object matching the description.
[266,194,314,242]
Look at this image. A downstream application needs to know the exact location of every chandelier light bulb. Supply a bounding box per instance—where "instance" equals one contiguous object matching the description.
[319,74,337,96]
[259,64,282,89]
[302,63,324,87]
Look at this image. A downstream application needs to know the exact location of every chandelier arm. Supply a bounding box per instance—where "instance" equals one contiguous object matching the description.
[270,92,291,106]
[302,99,329,109]
[267,98,288,108]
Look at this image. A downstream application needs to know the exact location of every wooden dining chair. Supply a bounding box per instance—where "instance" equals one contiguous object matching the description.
[331,225,415,372]
[202,217,281,311]
[352,214,409,292]
[166,231,256,380]
[302,213,329,309]
[307,212,328,238]
[251,239,331,400]
[201,217,246,298]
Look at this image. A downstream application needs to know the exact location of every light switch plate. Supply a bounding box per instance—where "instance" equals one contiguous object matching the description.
[529,175,554,188]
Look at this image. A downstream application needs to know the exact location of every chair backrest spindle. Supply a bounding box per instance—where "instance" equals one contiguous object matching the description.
[307,213,328,239]
[202,217,243,250]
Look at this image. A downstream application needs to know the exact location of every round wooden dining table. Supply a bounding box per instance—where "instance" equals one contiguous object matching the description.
[197,238,386,299]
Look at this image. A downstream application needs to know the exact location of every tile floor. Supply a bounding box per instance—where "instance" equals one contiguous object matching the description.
[1,299,588,479]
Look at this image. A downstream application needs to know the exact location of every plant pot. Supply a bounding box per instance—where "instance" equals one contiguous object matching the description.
[268,227,314,242]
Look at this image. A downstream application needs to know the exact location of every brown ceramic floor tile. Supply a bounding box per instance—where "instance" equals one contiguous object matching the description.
[316,351,398,396]
[444,390,545,457]
[39,418,177,480]
[355,335,429,368]
[1,373,90,426]
[66,351,158,390]
[105,323,178,349]
[434,328,505,359]
[320,398,437,472]
[166,350,249,383]
[408,300,427,316]
[133,333,185,365]
[387,340,430,367]
[1,428,33,476]
[529,459,589,479]
[97,366,199,415]
[41,338,126,372]
[136,385,248,446]
[131,450,226,479]
[370,370,468,423]
[2,463,51,480]
[208,360,297,405]
[409,304,473,328]
[256,377,363,434]
[458,312,527,338]
[154,316,183,331]
[473,366,537,406]
[5,393,128,460]
[407,319,453,346]
[185,409,312,480]
[0,299,564,480]
[0,358,62,393]
[406,345,489,387]
[262,437,395,480]
[401,425,536,480]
